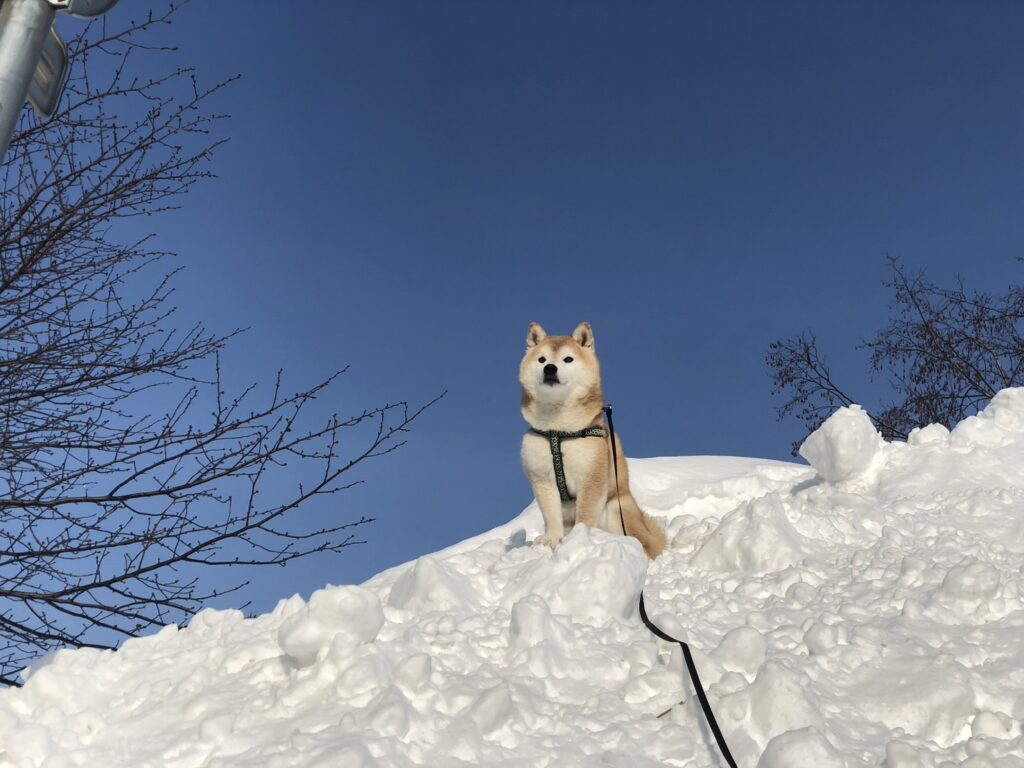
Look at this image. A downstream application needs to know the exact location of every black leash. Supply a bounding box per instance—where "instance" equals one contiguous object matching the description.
[603,404,739,768]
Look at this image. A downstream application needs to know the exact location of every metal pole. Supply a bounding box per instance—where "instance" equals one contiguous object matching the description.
[0,0,56,160]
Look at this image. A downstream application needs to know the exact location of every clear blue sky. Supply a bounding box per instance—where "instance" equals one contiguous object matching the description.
[65,1,1024,614]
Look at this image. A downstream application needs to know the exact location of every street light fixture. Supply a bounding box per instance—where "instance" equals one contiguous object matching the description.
[0,0,119,160]
[63,0,118,17]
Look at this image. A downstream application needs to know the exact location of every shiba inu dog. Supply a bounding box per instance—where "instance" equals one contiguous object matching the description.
[519,322,667,559]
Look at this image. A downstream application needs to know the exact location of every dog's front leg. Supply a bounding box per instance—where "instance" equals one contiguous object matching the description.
[533,482,566,550]
[573,459,609,529]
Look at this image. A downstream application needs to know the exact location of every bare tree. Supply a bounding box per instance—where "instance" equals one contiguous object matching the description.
[768,257,1024,450]
[0,6,439,685]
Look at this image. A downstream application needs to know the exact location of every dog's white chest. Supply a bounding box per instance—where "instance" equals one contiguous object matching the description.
[521,434,553,480]
[559,439,600,493]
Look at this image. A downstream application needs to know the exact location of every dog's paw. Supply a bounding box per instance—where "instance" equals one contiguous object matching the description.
[533,533,562,550]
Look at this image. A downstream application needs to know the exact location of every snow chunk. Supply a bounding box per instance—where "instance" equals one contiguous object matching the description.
[364,686,413,738]
[747,662,825,740]
[803,622,840,655]
[758,727,846,768]
[277,585,383,668]
[466,684,513,734]
[907,422,950,446]
[503,526,648,626]
[799,404,885,483]
[544,527,647,623]
[4,721,56,768]
[387,555,480,614]
[692,494,807,573]
[939,558,1001,602]
[981,385,1024,425]
[971,710,1013,739]
[714,626,767,677]
[392,653,432,696]
[951,387,1024,447]
[509,594,574,651]
[853,658,975,747]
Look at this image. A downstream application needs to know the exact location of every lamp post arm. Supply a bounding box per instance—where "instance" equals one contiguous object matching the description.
[0,0,56,160]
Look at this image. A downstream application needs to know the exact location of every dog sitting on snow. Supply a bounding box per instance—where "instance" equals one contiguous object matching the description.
[519,322,666,559]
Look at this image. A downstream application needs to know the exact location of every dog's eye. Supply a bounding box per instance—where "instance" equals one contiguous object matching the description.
[563,356,573,363]
[538,357,546,364]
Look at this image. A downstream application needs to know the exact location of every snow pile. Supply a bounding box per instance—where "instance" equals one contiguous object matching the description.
[798,404,886,483]
[2,390,1024,767]
[278,587,385,668]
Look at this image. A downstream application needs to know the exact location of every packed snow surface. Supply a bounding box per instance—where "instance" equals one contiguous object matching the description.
[4,389,1024,767]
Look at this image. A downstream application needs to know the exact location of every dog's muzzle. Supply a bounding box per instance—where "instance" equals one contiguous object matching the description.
[543,363,560,385]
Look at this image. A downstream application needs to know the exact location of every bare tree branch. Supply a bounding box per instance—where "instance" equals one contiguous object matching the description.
[0,3,441,684]
[767,256,1024,452]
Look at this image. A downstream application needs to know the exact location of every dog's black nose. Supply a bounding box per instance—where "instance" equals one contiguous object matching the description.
[543,363,558,377]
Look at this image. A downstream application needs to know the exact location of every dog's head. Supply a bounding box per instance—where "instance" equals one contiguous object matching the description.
[519,322,601,405]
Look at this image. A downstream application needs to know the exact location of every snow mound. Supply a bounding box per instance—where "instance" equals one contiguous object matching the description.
[278,586,384,668]
[799,404,886,483]
[500,524,649,625]
[3,388,1024,767]
[691,493,809,572]
[387,555,480,614]
[758,727,846,768]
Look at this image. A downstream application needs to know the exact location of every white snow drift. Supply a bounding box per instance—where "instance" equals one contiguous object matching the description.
[2,389,1024,767]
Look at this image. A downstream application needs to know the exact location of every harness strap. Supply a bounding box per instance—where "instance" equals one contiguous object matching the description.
[530,426,605,502]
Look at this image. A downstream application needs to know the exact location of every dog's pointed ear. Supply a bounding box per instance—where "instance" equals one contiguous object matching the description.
[526,323,548,350]
[572,322,595,350]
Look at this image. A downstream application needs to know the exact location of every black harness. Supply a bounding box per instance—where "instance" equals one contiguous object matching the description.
[529,426,605,502]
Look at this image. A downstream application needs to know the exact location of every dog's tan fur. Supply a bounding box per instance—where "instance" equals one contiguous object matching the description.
[519,322,667,559]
